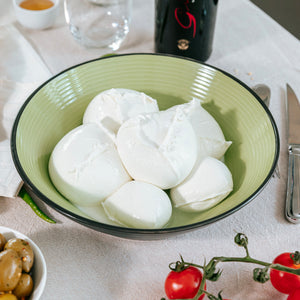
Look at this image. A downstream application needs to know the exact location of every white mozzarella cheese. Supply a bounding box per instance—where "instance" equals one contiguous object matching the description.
[49,123,131,206]
[102,181,172,229]
[83,88,159,140]
[168,98,231,160]
[116,108,198,189]
[170,156,233,212]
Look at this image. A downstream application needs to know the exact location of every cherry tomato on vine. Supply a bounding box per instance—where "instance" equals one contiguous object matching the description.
[164,266,206,300]
[287,289,300,300]
[270,252,300,294]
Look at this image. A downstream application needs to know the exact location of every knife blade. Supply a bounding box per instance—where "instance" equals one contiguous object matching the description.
[285,83,300,223]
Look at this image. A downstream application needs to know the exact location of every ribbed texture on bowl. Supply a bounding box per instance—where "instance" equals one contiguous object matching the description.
[11,54,279,238]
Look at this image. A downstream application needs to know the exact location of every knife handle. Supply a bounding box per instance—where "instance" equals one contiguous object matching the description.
[286,144,300,223]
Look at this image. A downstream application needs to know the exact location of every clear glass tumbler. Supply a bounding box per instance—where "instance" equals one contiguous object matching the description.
[64,0,132,50]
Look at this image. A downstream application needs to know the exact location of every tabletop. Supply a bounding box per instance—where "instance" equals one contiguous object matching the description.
[1,1,300,299]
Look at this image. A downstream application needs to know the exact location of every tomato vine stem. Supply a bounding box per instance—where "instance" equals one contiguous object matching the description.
[163,233,300,300]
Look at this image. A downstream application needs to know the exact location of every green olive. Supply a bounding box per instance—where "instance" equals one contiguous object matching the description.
[4,239,34,273]
[0,294,18,300]
[0,234,6,251]
[13,273,33,298]
[0,250,22,292]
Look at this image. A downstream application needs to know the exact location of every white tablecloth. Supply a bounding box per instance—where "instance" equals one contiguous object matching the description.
[1,1,300,299]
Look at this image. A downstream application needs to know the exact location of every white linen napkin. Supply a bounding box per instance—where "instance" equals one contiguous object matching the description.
[0,24,51,198]
[0,139,22,197]
[0,79,39,197]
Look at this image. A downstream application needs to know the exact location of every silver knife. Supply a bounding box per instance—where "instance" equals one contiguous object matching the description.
[285,84,300,223]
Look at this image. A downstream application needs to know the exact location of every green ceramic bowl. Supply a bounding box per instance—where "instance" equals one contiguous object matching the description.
[11,54,279,239]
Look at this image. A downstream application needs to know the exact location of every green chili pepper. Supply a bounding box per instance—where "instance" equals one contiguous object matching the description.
[100,53,117,58]
[18,186,56,224]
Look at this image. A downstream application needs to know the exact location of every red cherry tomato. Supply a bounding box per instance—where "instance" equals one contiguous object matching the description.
[164,266,206,300]
[287,289,300,300]
[270,253,300,294]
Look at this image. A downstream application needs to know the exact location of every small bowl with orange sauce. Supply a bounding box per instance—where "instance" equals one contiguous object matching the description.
[13,0,60,30]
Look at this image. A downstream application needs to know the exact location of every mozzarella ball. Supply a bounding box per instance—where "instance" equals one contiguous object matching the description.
[83,88,159,140]
[116,108,198,189]
[168,98,231,160]
[49,123,131,206]
[102,181,172,229]
[170,156,233,212]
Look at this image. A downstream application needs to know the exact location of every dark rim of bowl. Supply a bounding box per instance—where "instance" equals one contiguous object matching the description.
[10,53,280,236]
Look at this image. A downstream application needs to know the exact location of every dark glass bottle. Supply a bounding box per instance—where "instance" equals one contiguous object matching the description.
[155,0,218,62]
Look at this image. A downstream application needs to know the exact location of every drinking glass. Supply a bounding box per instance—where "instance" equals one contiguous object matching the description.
[64,0,132,50]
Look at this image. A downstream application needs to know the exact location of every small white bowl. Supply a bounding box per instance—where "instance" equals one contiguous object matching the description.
[13,0,60,30]
[0,226,47,300]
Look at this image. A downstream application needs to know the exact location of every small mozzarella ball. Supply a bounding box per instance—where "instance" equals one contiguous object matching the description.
[49,123,131,206]
[103,181,172,229]
[170,156,233,212]
[168,98,231,160]
[83,88,159,140]
[116,108,198,189]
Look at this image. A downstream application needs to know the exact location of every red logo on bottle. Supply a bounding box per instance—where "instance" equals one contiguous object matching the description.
[174,1,196,38]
